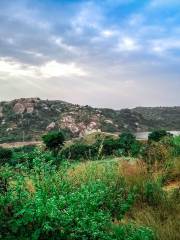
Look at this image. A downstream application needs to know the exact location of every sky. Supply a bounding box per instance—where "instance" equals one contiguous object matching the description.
[0,0,180,109]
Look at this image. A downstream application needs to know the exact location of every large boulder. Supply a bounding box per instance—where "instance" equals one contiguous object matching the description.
[13,103,25,114]
[46,122,56,131]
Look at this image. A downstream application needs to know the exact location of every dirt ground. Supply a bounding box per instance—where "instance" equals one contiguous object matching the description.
[0,141,42,148]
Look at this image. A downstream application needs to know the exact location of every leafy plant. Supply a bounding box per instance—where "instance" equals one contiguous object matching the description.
[118,132,141,157]
[42,131,65,155]
[0,147,13,165]
[148,130,171,142]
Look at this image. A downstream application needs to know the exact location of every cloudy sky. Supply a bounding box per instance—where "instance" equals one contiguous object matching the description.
[0,0,180,108]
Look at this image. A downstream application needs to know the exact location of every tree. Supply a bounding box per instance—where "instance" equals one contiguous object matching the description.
[42,131,65,155]
[118,132,138,156]
[0,147,13,165]
[148,130,171,142]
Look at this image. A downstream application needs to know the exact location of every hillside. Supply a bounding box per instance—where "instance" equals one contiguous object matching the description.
[133,107,180,130]
[0,98,180,143]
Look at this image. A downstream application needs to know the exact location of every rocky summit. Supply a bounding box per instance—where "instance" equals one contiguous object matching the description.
[0,98,180,143]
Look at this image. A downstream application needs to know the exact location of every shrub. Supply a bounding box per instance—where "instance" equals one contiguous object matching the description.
[60,143,98,160]
[0,147,13,165]
[118,132,141,157]
[105,177,136,220]
[42,131,65,155]
[142,142,171,166]
[100,138,120,156]
[148,130,171,142]
[0,177,112,239]
[13,145,36,153]
[10,148,56,167]
[143,180,165,206]
[113,224,154,240]
[173,136,180,156]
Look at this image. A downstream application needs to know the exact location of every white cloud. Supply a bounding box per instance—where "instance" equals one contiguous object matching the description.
[101,29,118,38]
[152,38,180,53]
[0,58,87,79]
[40,61,87,78]
[117,37,141,52]
[0,58,37,78]
[52,37,78,53]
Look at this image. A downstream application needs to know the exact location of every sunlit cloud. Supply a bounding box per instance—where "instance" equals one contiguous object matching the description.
[0,0,179,107]
[0,58,88,79]
[40,61,88,78]
[117,37,141,52]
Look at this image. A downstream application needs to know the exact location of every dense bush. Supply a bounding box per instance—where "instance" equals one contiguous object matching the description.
[143,180,165,206]
[9,148,56,167]
[99,138,120,156]
[118,132,141,157]
[142,141,172,166]
[0,157,155,240]
[42,131,65,155]
[60,133,142,161]
[13,145,36,153]
[60,143,97,160]
[0,147,12,165]
[148,130,171,142]
[113,224,154,240]
[0,180,112,239]
[1,146,179,240]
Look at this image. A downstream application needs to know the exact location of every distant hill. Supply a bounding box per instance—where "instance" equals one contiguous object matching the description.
[0,98,179,143]
[133,107,180,130]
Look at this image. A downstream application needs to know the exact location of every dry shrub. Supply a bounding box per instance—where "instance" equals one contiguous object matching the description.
[168,157,180,181]
[143,142,172,167]
[130,194,180,240]
[25,179,35,194]
[66,161,117,186]
[118,160,148,188]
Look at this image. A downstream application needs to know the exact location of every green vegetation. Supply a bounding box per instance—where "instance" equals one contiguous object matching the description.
[60,132,141,161]
[42,131,65,155]
[0,147,12,165]
[0,130,179,239]
[148,130,171,142]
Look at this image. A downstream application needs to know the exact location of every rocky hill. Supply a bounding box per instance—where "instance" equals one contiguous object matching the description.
[0,98,180,143]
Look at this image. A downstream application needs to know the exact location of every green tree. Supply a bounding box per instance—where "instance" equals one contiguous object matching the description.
[0,147,12,165]
[148,130,171,142]
[42,131,65,155]
[118,132,138,156]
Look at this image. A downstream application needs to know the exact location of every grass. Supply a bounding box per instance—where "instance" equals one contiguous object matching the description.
[0,147,179,239]
[64,156,180,240]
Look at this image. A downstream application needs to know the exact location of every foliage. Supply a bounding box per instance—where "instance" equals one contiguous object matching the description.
[130,189,180,240]
[42,131,65,154]
[99,138,120,156]
[0,178,112,239]
[60,133,142,161]
[0,147,13,165]
[142,141,172,166]
[0,129,179,240]
[172,136,180,156]
[13,145,36,153]
[113,224,154,240]
[60,143,97,160]
[118,132,141,157]
[143,180,165,206]
[148,130,171,142]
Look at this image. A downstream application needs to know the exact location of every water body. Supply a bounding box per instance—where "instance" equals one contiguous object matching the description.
[135,131,180,140]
